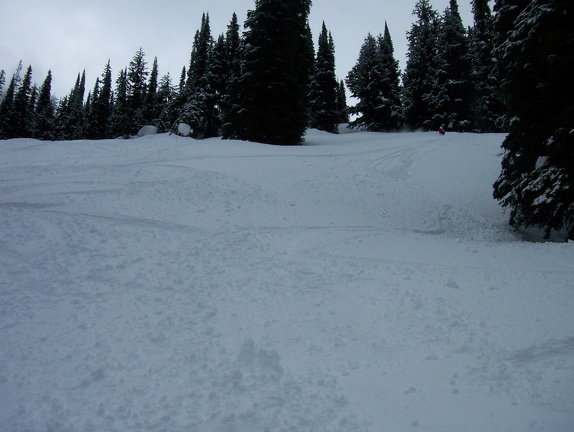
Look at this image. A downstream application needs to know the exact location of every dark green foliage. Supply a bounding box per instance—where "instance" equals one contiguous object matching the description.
[493,0,574,240]
[110,69,130,138]
[144,57,160,126]
[309,22,339,133]
[126,47,148,134]
[435,0,473,131]
[403,0,441,130]
[233,0,314,145]
[176,13,220,138]
[34,70,55,140]
[12,65,34,138]
[0,68,19,139]
[221,13,243,139]
[346,24,402,131]
[87,61,113,139]
[469,0,503,132]
[336,80,349,124]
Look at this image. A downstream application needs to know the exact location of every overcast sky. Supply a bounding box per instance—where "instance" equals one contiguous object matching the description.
[1,0,477,99]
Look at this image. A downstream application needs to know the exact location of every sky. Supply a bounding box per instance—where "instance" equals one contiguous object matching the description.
[0,0,477,99]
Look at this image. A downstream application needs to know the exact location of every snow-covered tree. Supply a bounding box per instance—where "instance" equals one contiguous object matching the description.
[346,24,402,131]
[435,0,473,131]
[493,0,574,240]
[403,0,441,130]
[309,22,339,133]
[469,0,503,132]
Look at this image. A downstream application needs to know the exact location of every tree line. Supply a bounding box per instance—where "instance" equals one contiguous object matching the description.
[1,0,503,144]
[0,0,572,238]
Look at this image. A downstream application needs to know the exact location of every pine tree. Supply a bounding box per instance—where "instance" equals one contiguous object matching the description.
[57,71,87,140]
[434,0,473,131]
[0,69,5,100]
[177,13,217,138]
[144,56,160,125]
[347,28,402,132]
[309,22,339,133]
[233,0,314,145]
[12,65,34,138]
[403,0,441,130]
[469,0,503,132]
[34,70,55,140]
[0,70,18,138]
[336,80,349,124]
[127,47,148,134]
[156,73,176,132]
[378,23,404,130]
[221,12,243,139]
[110,69,130,138]
[493,0,574,240]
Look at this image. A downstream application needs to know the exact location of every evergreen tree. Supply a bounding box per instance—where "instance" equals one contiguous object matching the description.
[221,12,243,139]
[177,13,218,138]
[127,47,148,133]
[336,80,349,124]
[233,0,314,145]
[347,27,402,132]
[57,71,87,139]
[469,0,503,131]
[110,69,130,138]
[309,22,339,133]
[378,22,404,130]
[403,0,441,130]
[12,65,34,138]
[493,0,574,240]
[346,34,384,130]
[0,70,18,138]
[144,56,160,125]
[434,0,473,131]
[156,73,176,132]
[34,71,55,140]
[0,69,5,100]
[94,60,113,138]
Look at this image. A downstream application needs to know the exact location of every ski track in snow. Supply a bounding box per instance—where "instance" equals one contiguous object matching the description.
[1,130,573,432]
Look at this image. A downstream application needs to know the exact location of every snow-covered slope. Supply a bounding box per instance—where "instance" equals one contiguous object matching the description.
[1,130,573,432]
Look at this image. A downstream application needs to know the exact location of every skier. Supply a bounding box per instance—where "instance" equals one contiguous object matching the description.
[438,124,445,135]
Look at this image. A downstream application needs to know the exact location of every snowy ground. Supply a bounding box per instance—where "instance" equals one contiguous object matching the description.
[1,129,573,432]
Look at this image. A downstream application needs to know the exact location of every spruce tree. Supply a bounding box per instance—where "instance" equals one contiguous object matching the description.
[0,70,5,100]
[177,13,218,138]
[12,65,34,138]
[347,29,402,132]
[336,80,349,124]
[110,69,130,138]
[403,0,441,130]
[469,0,503,132]
[0,71,18,138]
[127,47,148,133]
[434,0,473,131]
[233,0,314,145]
[309,22,339,133]
[221,12,243,139]
[493,0,574,240]
[34,70,55,140]
[144,56,159,125]
[378,23,404,130]
[156,73,176,132]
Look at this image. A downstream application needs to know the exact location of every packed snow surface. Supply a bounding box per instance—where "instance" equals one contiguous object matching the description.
[1,129,573,432]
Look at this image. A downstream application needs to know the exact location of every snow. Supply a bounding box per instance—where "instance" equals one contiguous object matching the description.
[1,129,573,432]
